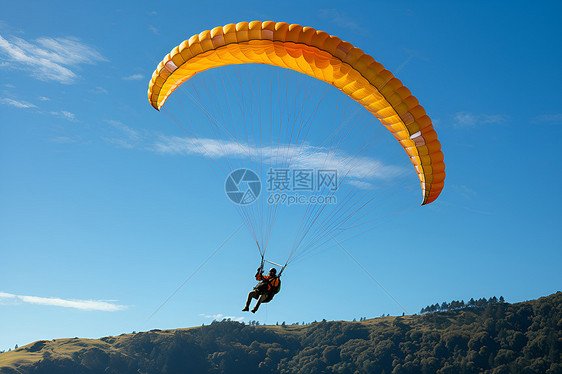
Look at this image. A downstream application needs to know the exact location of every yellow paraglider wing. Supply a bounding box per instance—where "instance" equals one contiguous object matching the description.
[148,21,445,204]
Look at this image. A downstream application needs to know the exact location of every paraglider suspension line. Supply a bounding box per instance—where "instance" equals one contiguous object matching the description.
[148,223,244,320]
[320,224,408,315]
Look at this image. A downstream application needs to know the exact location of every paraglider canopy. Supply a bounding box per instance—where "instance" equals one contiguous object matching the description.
[148,21,445,205]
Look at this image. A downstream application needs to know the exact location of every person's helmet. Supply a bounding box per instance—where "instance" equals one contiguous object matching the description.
[269,268,277,275]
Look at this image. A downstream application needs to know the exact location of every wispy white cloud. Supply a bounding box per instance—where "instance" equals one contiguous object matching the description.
[0,97,36,109]
[48,136,79,144]
[347,180,377,190]
[148,25,159,35]
[107,120,139,137]
[154,136,252,159]
[453,112,475,127]
[123,73,145,81]
[481,114,507,124]
[199,313,244,322]
[153,136,405,181]
[103,120,141,149]
[0,34,106,84]
[50,110,76,121]
[90,86,108,94]
[0,292,127,311]
[453,112,506,128]
[4,83,15,88]
[319,9,368,34]
[38,96,50,101]
[533,113,562,125]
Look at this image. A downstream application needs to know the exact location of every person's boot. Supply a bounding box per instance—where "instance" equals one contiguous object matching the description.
[243,293,254,312]
[251,307,258,313]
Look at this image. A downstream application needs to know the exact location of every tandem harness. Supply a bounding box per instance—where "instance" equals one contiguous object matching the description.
[254,276,281,303]
[254,255,285,303]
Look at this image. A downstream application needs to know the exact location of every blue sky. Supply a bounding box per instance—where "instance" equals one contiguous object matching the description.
[1,1,561,351]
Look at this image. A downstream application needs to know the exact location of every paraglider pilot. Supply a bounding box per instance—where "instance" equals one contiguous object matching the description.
[242,266,280,313]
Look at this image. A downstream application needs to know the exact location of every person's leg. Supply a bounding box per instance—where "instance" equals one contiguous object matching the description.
[243,291,258,311]
[252,293,268,313]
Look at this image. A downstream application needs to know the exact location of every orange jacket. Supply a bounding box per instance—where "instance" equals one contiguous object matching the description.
[256,273,280,291]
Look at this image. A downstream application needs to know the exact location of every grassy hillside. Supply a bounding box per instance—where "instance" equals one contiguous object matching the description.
[1,292,560,373]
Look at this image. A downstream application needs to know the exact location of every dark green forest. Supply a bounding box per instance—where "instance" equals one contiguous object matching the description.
[1,292,560,374]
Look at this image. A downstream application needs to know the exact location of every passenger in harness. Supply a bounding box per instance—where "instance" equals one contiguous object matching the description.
[242,267,281,313]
